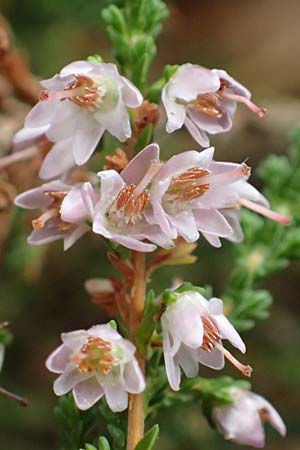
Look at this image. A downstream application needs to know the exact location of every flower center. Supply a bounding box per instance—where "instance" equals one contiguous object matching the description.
[163,168,210,214]
[40,75,119,112]
[107,184,149,227]
[71,336,116,374]
[201,315,252,377]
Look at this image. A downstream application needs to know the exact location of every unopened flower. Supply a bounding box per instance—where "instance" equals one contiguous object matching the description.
[46,324,145,411]
[20,60,143,179]
[149,147,247,246]
[161,291,250,391]
[93,144,174,252]
[15,180,93,250]
[162,64,266,146]
[212,387,286,448]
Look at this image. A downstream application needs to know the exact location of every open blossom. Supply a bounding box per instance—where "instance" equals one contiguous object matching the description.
[14,180,95,250]
[92,143,174,252]
[149,147,247,246]
[161,291,251,391]
[18,60,143,179]
[212,387,286,448]
[162,63,266,147]
[46,324,145,411]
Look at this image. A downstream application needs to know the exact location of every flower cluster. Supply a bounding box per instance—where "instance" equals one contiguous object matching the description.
[13,59,288,448]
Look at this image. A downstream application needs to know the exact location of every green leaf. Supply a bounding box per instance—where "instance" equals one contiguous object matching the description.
[136,290,160,356]
[135,424,159,450]
[98,436,111,450]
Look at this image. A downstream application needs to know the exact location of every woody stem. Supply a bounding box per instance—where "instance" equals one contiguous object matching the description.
[126,251,146,450]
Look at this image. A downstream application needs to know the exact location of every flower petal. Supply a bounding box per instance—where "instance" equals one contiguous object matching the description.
[184,116,210,147]
[46,344,71,374]
[73,122,104,165]
[175,345,199,378]
[102,382,128,412]
[25,100,59,128]
[193,209,233,237]
[73,377,104,410]
[53,364,91,395]
[39,138,75,180]
[121,143,160,185]
[213,314,246,353]
[120,76,143,107]
[63,225,89,251]
[122,359,145,394]
[197,347,225,369]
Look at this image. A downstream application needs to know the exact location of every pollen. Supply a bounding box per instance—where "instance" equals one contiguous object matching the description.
[193,93,224,118]
[109,184,149,226]
[167,168,210,203]
[71,336,115,375]
[201,316,221,351]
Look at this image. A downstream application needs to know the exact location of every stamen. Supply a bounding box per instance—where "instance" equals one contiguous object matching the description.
[222,92,267,118]
[71,336,115,375]
[40,75,103,110]
[112,184,149,225]
[240,198,291,225]
[32,208,59,230]
[214,341,253,377]
[201,163,250,185]
[193,93,224,117]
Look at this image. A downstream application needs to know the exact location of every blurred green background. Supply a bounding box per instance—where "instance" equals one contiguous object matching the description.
[0,0,299,449]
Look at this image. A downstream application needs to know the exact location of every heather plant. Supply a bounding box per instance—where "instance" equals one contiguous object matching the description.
[3,1,300,449]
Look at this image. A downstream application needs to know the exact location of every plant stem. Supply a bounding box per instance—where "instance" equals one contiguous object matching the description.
[126,251,146,450]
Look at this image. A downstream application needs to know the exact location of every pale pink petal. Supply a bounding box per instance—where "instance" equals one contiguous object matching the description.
[73,122,104,165]
[122,359,145,394]
[252,394,286,437]
[39,138,75,179]
[169,212,199,243]
[208,297,223,315]
[184,116,210,147]
[162,85,186,133]
[175,345,199,378]
[46,344,71,373]
[188,107,232,134]
[25,100,59,128]
[121,143,160,185]
[150,180,177,239]
[46,101,80,141]
[53,364,91,395]
[60,188,90,224]
[60,60,94,76]
[163,330,181,391]
[63,225,89,251]
[96,170,125,204]
[40,73,74,90]
[202,232,222,248]
[0,344,4,372]
[73,377,104,410]
[28,222,65,246]
[120,76,143,107]
[102,382,128,412]
[61,330,87,351]
[212,69,251,99]
[138,225,174,249]
[197,347,225,369]
[193,209,233,237]
[233,180,269,207]
[213,314,246,353]
[13,125,47,151]
[169,64,220,102]
[156,147,214,181]
[88,324,122,341]
[214,398,265,447]
[222,210,244,243]
[109,233,156,252]
[103,102,131,142]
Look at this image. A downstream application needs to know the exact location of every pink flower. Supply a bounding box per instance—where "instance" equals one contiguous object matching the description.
[46,324,145,411]
[14,180,93,250]
[212,388,286,448]
[149,147,247,246]
[92,144,174,252]
[162,64,266,146]
[20,61,143,179]
[161,291,250,391]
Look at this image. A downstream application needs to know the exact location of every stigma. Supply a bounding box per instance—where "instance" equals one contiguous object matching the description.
[71,336,116,375]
